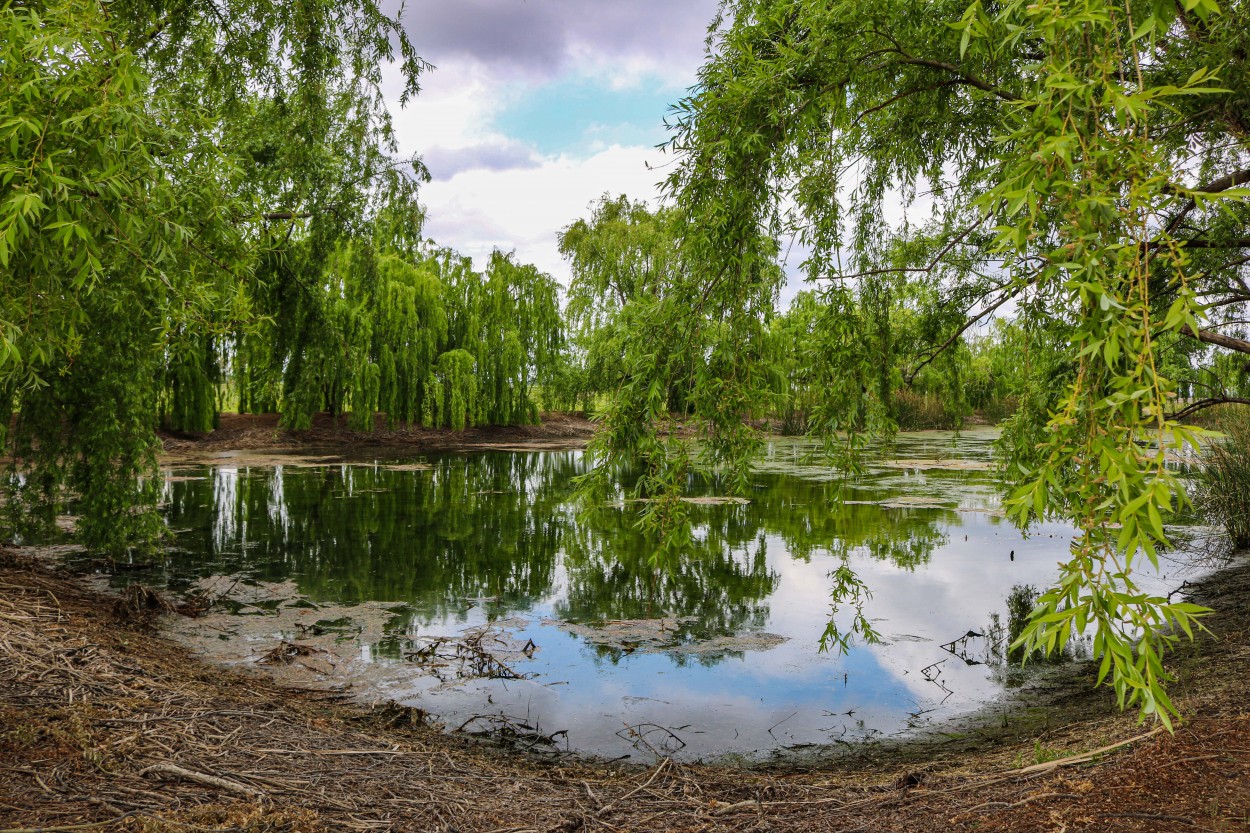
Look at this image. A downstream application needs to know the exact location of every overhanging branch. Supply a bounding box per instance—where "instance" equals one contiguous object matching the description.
[1168,396,1250,421]
[1176,238,1250,250]
[261,212,314,221]
[1180,324,1250,355]
[892,56,1022,102]
[1162,167,1250,236]
[904,285,1022,385]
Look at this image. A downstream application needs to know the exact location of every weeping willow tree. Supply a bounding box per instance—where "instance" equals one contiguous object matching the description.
[479,251,564,425]
[229,242,564,432]
[238,241,448,432]
[767,238,979,435]
[2,0,562,558]
[575,196,785,555]
[594,0,1249,724]
[435,349,477,431]
[374,253,449,428]
[432,250,563,427]
[557,195,688,409]
[0,0,427,556]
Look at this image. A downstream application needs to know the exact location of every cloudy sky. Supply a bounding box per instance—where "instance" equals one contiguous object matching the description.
[387,1,722,286]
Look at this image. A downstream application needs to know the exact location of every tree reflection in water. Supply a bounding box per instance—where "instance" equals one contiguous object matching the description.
[158,449,963,662]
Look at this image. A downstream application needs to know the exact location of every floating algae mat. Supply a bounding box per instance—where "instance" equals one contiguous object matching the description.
[134,428,1207,762]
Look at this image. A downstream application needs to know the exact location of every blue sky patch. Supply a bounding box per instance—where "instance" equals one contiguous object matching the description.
[493,74,684,156]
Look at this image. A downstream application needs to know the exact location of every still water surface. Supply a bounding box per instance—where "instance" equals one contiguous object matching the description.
[143,429,1196,762]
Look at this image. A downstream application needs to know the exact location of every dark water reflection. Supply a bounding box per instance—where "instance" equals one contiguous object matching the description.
[141,430,1196,761]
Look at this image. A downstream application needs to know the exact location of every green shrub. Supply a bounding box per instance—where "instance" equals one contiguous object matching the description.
[1196,407,1250,549]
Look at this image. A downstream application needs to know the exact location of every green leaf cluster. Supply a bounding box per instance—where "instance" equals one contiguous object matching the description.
[594,0,1249,724]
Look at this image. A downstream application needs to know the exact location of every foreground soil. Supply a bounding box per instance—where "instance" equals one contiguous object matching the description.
[2,549,1249,833]
[159,412,597,457]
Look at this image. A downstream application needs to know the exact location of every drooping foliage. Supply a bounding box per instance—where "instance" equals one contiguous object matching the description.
[230,243,562,433]
[767,270,1000,435]
[590,0,1249,723]
[0,0,342,555]
[1,0,562,557]
[473,251,565,426]
[567,192,786,563]
[556,195,688,410]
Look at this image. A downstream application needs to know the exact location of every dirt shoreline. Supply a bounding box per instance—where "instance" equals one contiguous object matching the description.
[2,545,1249,831]
[159,412,598,459]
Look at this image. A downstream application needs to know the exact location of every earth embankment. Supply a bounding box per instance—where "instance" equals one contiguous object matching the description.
[2,549,1249,832]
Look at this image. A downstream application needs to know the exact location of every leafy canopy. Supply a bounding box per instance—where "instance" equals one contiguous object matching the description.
[591,0,1249,725]
[0,0,426,554]
[2,0,569,558]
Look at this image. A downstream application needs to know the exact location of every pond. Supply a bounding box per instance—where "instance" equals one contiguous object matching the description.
[134,428,1201,763]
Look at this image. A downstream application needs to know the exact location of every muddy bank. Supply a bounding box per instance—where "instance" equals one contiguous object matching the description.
[2,550,1249,832]
[160,411,597,458]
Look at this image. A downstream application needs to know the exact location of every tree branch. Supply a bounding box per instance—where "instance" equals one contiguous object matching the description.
[855,32,1024,104]
[1177,238,1250,250]
[891,56,1021,102]
[1144,237,1250,251]
[1168,396,1250,422]
[260,211,314,221]
[1162,167,1250,236]
[853,80,959,126]
[1180,324,1250,355]
[1200,293,1250,312]
[821,218,989,282]
[904,286,1021,385]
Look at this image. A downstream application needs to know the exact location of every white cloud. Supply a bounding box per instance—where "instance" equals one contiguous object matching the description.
[419,144,671,283]
[386,5,953,312]
[380,5,954,307]
[391,59,510,156]
[420,141,542,179]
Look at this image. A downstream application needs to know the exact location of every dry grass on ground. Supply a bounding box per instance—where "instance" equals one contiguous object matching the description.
[1,550,1249,833]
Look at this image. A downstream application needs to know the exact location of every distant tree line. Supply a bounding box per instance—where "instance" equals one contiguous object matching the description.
[166,245,563,434]
[553,195,1093,434]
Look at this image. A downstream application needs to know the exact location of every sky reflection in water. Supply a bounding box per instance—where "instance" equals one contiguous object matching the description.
[149,429,1195,761]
